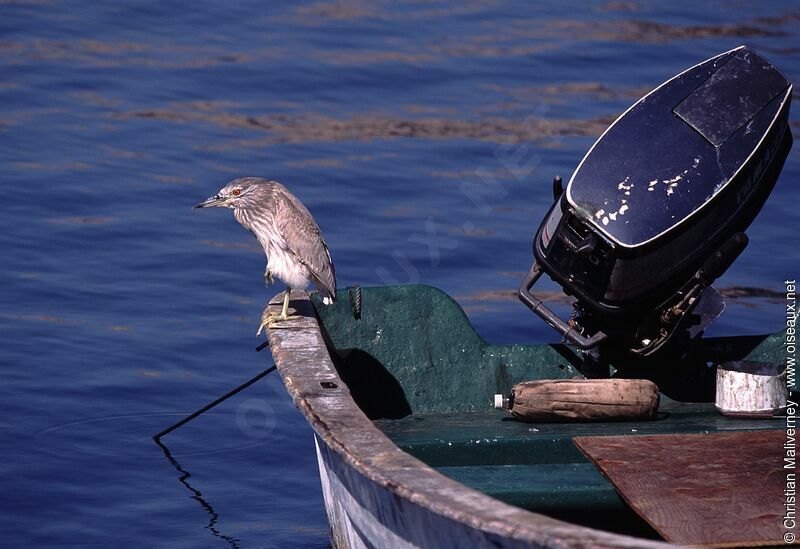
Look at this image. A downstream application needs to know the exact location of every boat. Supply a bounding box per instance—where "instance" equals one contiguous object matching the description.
[264,46,794,548]
[265,284,787,548]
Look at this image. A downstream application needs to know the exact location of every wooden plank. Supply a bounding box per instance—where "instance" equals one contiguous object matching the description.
[574,430,785,547]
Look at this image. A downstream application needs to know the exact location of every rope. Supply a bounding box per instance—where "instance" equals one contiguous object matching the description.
[349,284,362,320]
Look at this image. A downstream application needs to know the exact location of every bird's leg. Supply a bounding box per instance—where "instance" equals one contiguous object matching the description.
[280,288,291,319]
[276,287,302,322]
[256,288,301,335]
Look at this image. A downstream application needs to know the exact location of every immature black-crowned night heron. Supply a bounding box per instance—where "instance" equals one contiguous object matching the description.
[194,177,336,334]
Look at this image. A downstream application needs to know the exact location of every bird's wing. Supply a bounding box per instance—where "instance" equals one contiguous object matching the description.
[274,191,337,301]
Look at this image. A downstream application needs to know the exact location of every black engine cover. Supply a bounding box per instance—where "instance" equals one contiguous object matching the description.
[537,46,792,315]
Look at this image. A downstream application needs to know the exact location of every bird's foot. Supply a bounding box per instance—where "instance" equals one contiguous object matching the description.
[265,271,275,285]
[256,311,302,335]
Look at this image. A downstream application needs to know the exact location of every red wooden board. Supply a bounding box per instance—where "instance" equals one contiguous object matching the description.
[574,430,787,547]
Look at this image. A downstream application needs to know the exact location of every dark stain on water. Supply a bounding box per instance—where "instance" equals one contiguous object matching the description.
[1,1,798,547]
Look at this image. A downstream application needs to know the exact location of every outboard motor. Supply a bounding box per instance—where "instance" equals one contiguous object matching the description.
[519,46,793,360]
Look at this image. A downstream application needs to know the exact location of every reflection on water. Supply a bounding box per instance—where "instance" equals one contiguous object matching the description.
[1,0,798,547]
[156,439,241,549]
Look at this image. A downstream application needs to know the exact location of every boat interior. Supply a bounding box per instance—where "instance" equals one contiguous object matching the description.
[310,284,784,539]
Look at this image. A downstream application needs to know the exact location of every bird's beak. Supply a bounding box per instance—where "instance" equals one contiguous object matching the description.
[194,194,226,209]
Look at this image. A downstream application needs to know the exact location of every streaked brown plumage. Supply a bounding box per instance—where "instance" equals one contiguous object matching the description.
[195,177,336,331]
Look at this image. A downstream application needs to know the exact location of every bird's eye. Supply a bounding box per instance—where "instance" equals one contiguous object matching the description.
[231,189,241,196]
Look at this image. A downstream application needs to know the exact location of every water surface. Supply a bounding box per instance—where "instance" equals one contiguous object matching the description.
[1,1,798,547]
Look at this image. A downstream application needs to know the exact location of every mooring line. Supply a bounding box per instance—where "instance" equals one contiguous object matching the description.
[153,364,277,442]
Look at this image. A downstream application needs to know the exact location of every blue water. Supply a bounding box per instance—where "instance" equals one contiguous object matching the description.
[1,1,797,547]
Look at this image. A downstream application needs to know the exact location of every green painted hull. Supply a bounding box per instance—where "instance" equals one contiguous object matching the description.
[312,284,783,414]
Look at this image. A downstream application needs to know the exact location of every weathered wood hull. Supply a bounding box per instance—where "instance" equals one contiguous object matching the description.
[266,289,677,548]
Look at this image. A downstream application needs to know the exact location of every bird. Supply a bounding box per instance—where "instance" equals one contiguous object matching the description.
[194,177,336,334]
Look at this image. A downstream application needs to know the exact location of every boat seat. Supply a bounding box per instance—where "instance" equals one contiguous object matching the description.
[375,404,782,468]
[376,406,780,538]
